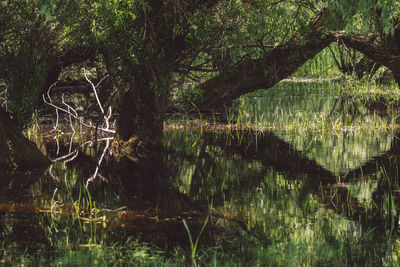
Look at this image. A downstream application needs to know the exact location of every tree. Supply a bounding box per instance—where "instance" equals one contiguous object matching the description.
[0,107,49,172]
[0,0,101,170]
[322,1,400,83]
[0,0,100,125]
[2,0,400,172]
[93,0,330,151]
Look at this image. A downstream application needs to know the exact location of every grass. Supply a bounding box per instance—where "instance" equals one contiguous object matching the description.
[293,44,343,79]
[241,80,400,133]
[1,238,171,266]
[10,50,400,266]
[183,214,210,266]
[2,209,396,266]
[166,79,400,137]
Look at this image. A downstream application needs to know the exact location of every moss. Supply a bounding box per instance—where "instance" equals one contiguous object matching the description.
[112,135,142,162]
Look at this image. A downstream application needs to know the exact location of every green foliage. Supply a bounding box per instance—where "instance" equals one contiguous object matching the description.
[328,0,400,34]
[173,84,203,110]
[39,0,59,22]
[294,44,341,78]
[183,215,210,266]
[2,0,400,128]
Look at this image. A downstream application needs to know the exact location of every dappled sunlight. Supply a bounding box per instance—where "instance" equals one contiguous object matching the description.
[3,1,400,264]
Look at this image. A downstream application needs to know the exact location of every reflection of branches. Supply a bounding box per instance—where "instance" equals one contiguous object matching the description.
[52,149,79,163]
[44,70,115,187]
[48,137,114,182]
[49,149,79,180]
[48,165,59,181]
[86,138,111,187]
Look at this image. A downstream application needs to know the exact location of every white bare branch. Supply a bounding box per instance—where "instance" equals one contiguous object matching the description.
[83,68,113,132]
[42,86,115,134]
[61,93,78,117]
[84,68,106,115]
[44,71,116,186]
[0,83,8,111]
[81,137,115,148]
[45,83,61,130]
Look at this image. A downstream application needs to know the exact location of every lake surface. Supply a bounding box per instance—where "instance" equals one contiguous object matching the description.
[2,81,400,265]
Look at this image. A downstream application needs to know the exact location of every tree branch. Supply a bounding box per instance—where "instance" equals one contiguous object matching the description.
[196,31,335,109]
[194,7,334,109]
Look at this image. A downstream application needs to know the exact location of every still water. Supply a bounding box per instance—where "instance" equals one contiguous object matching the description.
[1,81,400,265]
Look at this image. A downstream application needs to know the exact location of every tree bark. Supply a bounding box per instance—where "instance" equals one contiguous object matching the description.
[117,83,164,143]
[331,31,400,84]
[197,31,335,109]
[112,0,186,151]
[0,107,50,172]
[113,73,169,161]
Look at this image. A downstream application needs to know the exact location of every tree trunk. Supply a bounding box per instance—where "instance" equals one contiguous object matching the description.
[197,31,335,109]
[113,72,170,159]
[0,107,50,172]
[332,31,400,84]
[354,56,381,78]
[112,7,335,152]
[196,29,400,110]
[117,87,164,144]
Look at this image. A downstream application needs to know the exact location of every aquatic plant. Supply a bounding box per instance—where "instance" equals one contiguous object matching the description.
[183,215,210,266]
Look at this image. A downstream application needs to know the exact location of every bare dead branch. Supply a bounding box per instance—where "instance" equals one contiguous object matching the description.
[0,84,8,111]
[83,68,113,133]
[42,82,116,134]
[52,149,79,163]
[84,68,105,115]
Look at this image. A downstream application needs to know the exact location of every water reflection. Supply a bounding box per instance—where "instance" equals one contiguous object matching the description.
[236,81,395,174]
[1,81,400,264]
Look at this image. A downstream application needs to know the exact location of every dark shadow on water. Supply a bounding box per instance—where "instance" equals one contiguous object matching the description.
[1,126,400,261]
[118,155,198,213]
[0,170,46,200]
